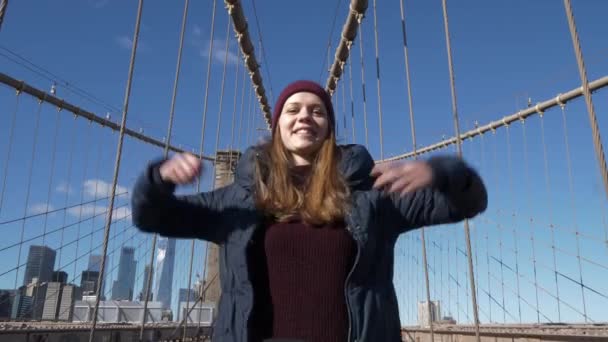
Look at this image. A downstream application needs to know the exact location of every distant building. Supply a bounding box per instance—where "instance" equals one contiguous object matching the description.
[23,246,56,286]
[417,300,441,327]
[80,270,100,296]
[111,247,136,301]
[138,264,153,301]
[0,290,16,319]
[155,237,176,309]
[52,271,68,284]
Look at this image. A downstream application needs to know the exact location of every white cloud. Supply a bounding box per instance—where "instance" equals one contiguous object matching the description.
[68,205,132,221]
[83,179,129,199]
[55,182,74,195]
[115,35,147,51]
[29,203,55,215]
[199,39,240,66]
[193,24,202,37]
[116,35,134,50]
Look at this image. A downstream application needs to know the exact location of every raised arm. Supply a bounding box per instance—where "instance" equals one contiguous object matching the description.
[131,156,229,244]
[373,155,488,236]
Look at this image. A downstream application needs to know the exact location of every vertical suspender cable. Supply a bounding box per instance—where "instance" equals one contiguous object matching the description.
[228,48,243,164]
[357,17,370,148]
[538,109,562,321]
[90,0,143,340]
[0,92,19,216]
[396,0,432,338]
[57,117,79,269]
[212,16,233,173]
[440,0,480,339]
[142,0,190,339]
[14,100,43,291]
[398,0,416,155]
[196,0,218,326]
[371,0,384,159]
[348,60,356,143]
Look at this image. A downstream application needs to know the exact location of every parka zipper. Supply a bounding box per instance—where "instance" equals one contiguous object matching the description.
[344,215,361,342]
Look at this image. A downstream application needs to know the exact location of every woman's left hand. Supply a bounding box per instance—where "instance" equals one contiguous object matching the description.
[371,161,433,196]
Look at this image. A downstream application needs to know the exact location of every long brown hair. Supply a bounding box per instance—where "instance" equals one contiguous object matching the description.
[254,127,350,226]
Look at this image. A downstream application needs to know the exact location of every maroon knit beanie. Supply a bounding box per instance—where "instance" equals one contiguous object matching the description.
[271,80,335,131]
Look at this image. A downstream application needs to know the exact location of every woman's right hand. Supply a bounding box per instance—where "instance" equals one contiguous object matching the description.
[159,153,202,185]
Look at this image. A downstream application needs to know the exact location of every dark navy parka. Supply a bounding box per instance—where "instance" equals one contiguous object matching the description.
[131,144,488,342]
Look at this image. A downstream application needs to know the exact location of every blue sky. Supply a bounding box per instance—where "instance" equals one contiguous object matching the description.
[0,0,607,325]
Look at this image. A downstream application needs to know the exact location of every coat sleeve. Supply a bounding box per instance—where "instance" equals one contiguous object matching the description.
[380,155,488,236]
[130,159,230,244]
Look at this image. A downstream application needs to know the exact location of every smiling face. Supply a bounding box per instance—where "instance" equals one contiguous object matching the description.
[277,92,330,165]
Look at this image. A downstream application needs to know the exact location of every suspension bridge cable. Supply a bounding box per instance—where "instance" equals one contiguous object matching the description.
[520,117,542,323]
[195,2,218,329]
[14,100,43,289]
[71,123,95,285]
[231,53,247,156]
[191,16,234,331]
[228,47,243,163]
[394,0,433,336]
[250,0,274,103]
[57,115,79,269]
[213,14,233,163]
[356,19,369,148]
[473,130,485,322]
[559,98,608,263]
[558,93,589,322]
[236,70,248,149]
[483,239,590,322]
[482,210,608,322]
[501,126,522,323]
[86,137,104,294]
[377,75,608,163]
[89,0,143,339]
[334,78,340,138]
[563,0,608,201]
[0,72,209,159]
[341,68,347,139]
[440,0,480,338]
[34,105,62,289]
[348,59,356,143]
[317,0,342,84]
[41,106,61,251]
[538,108,562,321]
[398,0,416,156]
[198,0,218,193]
[246,70,257,145]
[139,0,190,339]
[371,0,384,159]
[482,131,506,323]
[0,91,19,216]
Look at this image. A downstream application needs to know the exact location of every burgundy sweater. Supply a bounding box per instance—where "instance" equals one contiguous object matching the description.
[248,220,356,342]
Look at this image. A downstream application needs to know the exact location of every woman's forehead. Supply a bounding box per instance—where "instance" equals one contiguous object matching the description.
[284,92,323,104]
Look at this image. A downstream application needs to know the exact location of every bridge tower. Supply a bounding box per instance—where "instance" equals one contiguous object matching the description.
[203,150,242,310]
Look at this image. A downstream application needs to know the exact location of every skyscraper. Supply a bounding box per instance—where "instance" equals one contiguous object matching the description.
[23,246,56,286]
[111,247,136,301]
[87,254,104,295]
[138,264,153,301]
[154,237,176,309]
[88,255,102,272]
[417,300,441,327]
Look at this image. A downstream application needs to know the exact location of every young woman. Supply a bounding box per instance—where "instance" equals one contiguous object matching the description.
[132,80,487,342]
